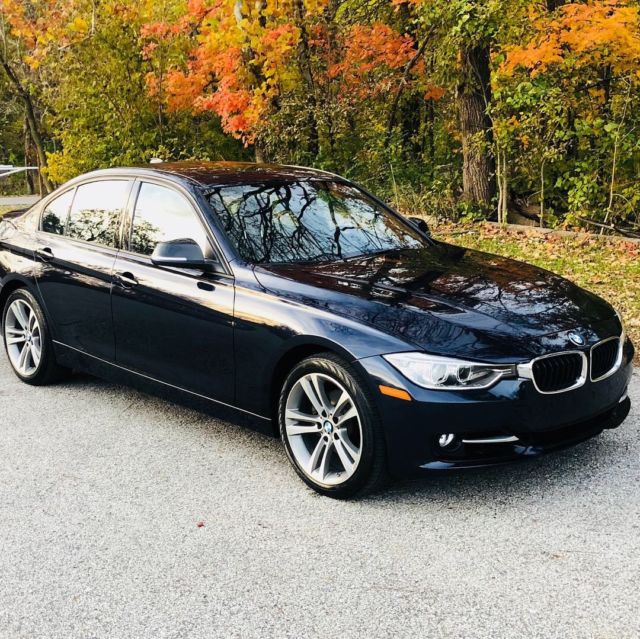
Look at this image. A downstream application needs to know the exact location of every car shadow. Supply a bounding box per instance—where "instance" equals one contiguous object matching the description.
[365,436,624,505]
[56,369,633,507]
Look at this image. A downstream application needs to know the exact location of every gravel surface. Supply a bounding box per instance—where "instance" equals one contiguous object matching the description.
[0,357,638,639]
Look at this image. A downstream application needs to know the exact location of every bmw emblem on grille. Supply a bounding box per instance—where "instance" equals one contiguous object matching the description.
[568,331,585,346]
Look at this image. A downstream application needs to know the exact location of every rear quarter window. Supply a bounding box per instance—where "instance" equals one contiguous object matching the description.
[42,190,74,235]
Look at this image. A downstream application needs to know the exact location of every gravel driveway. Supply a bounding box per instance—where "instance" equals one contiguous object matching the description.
[0,357,638,639]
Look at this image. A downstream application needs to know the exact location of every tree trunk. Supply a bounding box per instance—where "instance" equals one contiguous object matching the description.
[293,0,319,159]
[23,119,36,195]
[1,59,52,192]
[400,93,423,161]
[425,97,435,168]
[254,144,266,163]
[457,44,495,211]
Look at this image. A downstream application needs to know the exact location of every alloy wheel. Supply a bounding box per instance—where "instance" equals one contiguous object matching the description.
[285,372,363,486]
[4,299,42,376]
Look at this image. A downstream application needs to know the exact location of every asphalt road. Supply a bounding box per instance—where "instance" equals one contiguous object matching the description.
[0,196,40,208]
[0,356,638,639]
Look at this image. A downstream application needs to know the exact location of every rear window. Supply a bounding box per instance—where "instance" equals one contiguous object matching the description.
[66,180,129,247]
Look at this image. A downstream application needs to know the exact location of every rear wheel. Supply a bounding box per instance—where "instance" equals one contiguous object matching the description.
[2,289,67,385]
[279,354,387,498]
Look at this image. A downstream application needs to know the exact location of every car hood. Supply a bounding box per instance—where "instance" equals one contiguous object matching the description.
[253,242,616,361]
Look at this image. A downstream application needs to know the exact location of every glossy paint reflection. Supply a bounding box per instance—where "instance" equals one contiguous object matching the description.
[254,242,616,362]
[112,252,235,403]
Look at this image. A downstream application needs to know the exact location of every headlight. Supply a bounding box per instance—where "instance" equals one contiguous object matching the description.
[383,352,516,390]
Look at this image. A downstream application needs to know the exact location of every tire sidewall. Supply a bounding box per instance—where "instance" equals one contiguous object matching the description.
[279,355,382,498]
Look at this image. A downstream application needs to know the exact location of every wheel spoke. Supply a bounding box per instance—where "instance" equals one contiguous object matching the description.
[300,376,326,416]
[286,422,320,437]
[7,335,26,346]
[310,374,332,413]
[333,438,356,473]
[286,408,320,423]
[316,440,332,480]
[18,343,31,371]
[337,429,360,460]
[336,405,358,426]
[12,302,29,330]
[30,343,41,368]
[333,391,350,416]
[307,437,332,479]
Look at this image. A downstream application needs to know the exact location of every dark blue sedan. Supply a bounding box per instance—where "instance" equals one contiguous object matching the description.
[0,162,633,497]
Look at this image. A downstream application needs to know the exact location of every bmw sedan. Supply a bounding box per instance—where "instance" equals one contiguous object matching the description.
[0,162,634,497]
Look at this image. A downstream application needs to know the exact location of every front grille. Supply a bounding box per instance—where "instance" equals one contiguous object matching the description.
[531,352,585,393]
[591,338,620,381]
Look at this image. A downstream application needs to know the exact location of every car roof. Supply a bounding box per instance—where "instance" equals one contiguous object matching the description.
[77,161,339,188]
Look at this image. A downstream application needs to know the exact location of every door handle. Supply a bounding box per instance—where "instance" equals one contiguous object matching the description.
[114,271,138,288]
[35,246,54,262]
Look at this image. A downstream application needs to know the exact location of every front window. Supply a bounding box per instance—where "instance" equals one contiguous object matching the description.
[130,182,210,256]
[204,180,427,264]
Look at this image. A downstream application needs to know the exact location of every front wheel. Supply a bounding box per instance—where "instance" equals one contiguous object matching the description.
[279,354,387,498]
[2,288,67,385]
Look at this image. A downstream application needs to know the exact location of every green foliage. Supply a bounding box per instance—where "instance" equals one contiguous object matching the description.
[41,3,245,183]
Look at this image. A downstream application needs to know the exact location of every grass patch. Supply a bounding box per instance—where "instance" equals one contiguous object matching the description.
[435,221,639,362]
[0,205,13,218]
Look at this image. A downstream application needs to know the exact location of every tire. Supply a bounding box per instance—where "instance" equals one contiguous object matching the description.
[279,353,387,498]
[2,288,67,385]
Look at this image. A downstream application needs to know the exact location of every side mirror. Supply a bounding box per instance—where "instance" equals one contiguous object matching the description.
[407,216,431,236]
[151,239,217,271]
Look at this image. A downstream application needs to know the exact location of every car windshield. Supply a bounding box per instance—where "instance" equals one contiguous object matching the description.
[203,180,428,264]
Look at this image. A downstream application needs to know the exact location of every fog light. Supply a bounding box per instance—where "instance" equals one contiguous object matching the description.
[438,433,457,448]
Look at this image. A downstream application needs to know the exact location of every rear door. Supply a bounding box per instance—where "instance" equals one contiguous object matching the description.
[34,179,132,361]
[111,180,235,404]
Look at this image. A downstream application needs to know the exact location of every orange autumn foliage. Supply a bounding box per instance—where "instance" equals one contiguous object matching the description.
[142,0,308,143]
[142,5,431,142]
[1,0,87,66]
[328,22,419,95]
[503,0,640,77]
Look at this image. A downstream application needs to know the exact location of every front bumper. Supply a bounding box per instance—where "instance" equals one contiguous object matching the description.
[356,338,634,478]
[419,394,630,470]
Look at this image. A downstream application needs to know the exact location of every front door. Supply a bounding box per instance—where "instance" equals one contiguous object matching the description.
[111,181,235,404]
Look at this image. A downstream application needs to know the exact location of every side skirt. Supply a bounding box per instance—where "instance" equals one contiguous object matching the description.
[53,341,276,437]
